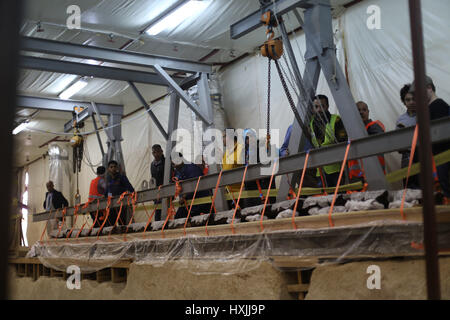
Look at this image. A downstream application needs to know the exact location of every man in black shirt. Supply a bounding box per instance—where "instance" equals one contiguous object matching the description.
[410,76,450,199]
[150,144,165,220]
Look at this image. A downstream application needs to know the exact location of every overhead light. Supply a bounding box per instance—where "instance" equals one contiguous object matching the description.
[58,79,88,100]
[12,121,29,135]
[146,1,210,36]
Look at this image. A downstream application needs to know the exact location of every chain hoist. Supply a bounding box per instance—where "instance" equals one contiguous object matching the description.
[260,11,312,146]
[260,10,283,150]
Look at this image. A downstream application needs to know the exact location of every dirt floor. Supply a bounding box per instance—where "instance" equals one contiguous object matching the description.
[8,257,450,300]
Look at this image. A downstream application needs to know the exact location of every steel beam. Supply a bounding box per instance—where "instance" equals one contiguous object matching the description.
[32,116,450,221]
[91,114,105,159]
[19,55,187,87]
[128,81,169,140]
[230,0,315,39]
[154,64,212,125]
[21,36,212,74]
[161,92,180,220]
[17,95,123,114]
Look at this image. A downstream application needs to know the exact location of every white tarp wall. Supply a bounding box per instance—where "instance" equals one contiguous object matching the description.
[220,0,450,175]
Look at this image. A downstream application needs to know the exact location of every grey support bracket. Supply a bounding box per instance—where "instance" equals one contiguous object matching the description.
[154,64,212,125]
[128,81,169,140]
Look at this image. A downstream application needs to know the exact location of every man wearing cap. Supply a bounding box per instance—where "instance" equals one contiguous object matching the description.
[410,76,450,199]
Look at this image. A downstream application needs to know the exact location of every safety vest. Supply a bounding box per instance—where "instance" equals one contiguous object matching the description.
[88,176,105,200]
[348,121,386,180]
[310,114,341,176]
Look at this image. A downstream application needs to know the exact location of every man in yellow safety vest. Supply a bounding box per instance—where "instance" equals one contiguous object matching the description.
[309,95,348,187]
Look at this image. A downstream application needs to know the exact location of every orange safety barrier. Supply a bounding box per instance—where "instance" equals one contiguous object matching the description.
[328,141,352,227]
[400,124,419,220]
[260,160,278,232]
[292,151,310,230]
[230,165,248,234]
[184,176,202,236]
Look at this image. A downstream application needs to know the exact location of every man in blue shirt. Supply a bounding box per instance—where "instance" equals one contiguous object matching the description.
[172,155,210,219]
[105,160,135,226]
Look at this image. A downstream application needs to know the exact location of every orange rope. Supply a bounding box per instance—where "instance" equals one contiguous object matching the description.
[292,151,310,230]
[97,196,112,239]
[260,160,278,232]
[400,124,419,220]
[124,192,137,241]
[142,186,161,237]
[55,207,67,241]
[108,191,129,239]
[328,141,352,227]
[162,179,181,238]
[285,174,297,200]
[184,176,202,236]
[40,208,56,242]
[66,204,80,240]
[142,203,157,238]
[256,179,265,202]
[86,199,100,237]
[318,168,328,195]
[231,165,248,234]
[205,170,223,236]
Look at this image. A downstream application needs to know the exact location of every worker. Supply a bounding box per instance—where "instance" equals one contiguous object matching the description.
[241,128,271,207]
[88,166,106,227]
[279,124,313,157]
[172,154,210,219]
[221,128,245,207]
[309,95,347,187]
[105,160,135,226]
[150,144,165,221]
[410,76,450,201]
[396,84,419,189]
[43,180,69,233]
[347,101,386,181]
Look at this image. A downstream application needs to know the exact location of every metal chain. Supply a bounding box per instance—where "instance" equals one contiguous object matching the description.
[274,59,312,142]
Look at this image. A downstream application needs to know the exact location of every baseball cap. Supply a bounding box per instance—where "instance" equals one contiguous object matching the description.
[410,75,434,93]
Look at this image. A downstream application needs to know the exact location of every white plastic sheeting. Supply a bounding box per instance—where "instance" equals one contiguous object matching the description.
[27,220,450,274]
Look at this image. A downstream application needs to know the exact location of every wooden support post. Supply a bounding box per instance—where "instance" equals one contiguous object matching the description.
[96,268,112,283]
[16,264,25,277]
[111,268,127,283]
[286,268,314,300]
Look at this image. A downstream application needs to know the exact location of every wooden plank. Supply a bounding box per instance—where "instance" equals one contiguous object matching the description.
[287,283,310,293]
